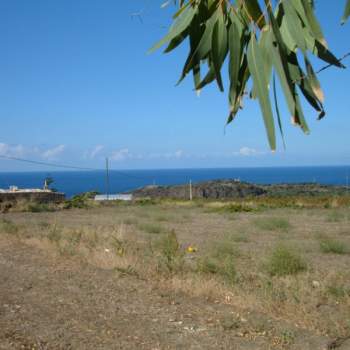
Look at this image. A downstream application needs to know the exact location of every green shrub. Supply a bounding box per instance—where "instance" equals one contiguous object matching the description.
[254,217,291,232]
[135,198,157,206]
[155,230,184,273]
[198,238,238,284]
[63,191,98,209]
[320,239,349,254]
[265,245,307,276]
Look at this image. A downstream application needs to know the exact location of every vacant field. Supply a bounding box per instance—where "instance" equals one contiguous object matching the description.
[0,200,350,349]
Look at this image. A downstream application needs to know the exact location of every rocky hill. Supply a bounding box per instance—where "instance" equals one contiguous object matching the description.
[130,179,348,200]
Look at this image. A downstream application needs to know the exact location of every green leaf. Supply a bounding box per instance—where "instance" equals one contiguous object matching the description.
[273,74,286,149]
[211,11,228,92]
[301,0,327,47]
[149,4,197,53]
[164,31,189,53]
[342,0,350,24]
[177,9,219,84]
[283,0,307,52]
[247,34,276,150]
[304,55,324,103]
[227,54,250,124]
[228,14,243,107]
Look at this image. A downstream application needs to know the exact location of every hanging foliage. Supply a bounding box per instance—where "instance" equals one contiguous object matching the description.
[150,0,349,149]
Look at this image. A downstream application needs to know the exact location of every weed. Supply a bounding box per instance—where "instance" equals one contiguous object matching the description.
[47,224,62,243]
[326,211,345,222]
[327,285,350,299]
[135,198,157,206]
[322,238,349,255]
[0,219,18,235]
[63,191,98,209]
[58,229,82,256]
[38,221,51,229]
[138,223,163,234]
[114,265,138,277]
[320,238,349,254]
[83,229,99,250]
[198,238,238,284]
[111,236,126,256]
[265,244,307,276]
[220,314,240,331]
[280,329,295,345]
[155,230,184,274]
[231,233,249,243]
[207,203,256,214]
[27,203,55,213]
[123,217,138,225]
[155,214,172,222]
[254,217,291,232]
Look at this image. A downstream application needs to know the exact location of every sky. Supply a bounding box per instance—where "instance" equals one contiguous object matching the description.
[0,0,349,171]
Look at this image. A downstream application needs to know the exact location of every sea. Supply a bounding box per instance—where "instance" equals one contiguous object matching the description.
[0,166,349,198]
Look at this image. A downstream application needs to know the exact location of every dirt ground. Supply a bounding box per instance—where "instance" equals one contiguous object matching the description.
[0,202,350,349]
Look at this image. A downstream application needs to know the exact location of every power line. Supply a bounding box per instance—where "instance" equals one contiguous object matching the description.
[0,154,149,181]
[0,154,98,171]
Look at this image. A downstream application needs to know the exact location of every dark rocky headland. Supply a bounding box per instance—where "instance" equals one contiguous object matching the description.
[130,179,349,200]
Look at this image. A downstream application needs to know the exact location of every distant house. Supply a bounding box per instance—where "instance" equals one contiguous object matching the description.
[94,194,133,201]
[0,186,65,203]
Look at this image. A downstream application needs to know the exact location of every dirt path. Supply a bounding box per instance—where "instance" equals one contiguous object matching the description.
[0,238,332,349]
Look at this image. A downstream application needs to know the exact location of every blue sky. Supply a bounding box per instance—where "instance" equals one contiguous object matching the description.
[0,0,349,171]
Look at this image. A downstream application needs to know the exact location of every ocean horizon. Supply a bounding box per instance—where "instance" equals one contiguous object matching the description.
[0,165,349,198]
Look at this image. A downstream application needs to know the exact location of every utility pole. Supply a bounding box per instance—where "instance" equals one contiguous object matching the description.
[189,179,193,201]
[106,157,110,200]
[346,173,349,196]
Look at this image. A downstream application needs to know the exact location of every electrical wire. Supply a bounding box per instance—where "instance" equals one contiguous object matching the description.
[0,154,150,180]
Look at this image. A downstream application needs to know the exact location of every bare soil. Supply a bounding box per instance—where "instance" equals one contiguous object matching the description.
[1,203,349,349]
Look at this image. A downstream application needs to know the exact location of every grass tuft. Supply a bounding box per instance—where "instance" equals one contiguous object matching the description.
[319,238,349,254]
[0,219,19,235]
[155,230,184,273]
[138,223,163,234]
[254,217,291,232]
[27,203,55,213]
[265,244,307,276]
[198,237,238,284]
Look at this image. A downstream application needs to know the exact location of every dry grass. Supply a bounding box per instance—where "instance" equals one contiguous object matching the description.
[1,202,350,339]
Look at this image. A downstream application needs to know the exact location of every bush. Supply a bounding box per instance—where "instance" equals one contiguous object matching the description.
[265,245,307,276]
[320,239,349,254]
[27,203,55,213]
[155,230,184,273]
[255,217,291,232]
[198,238,238,284]
[63,191,99,209]
[134,198,157,206]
